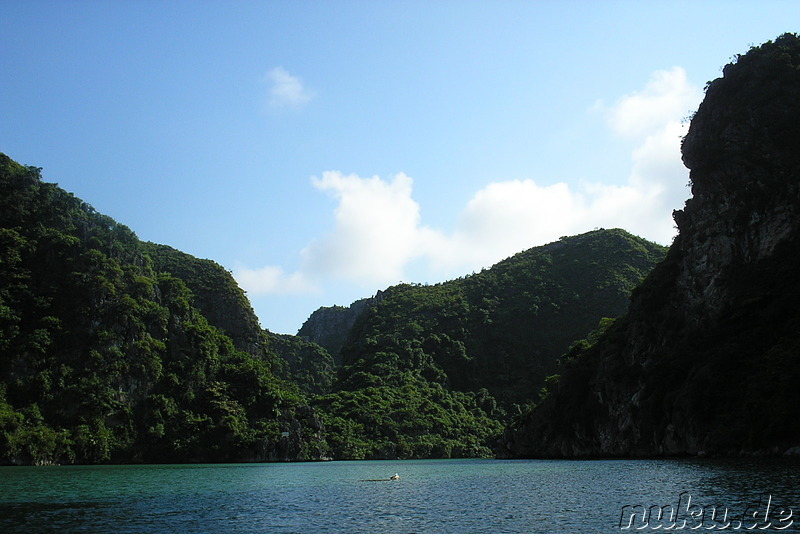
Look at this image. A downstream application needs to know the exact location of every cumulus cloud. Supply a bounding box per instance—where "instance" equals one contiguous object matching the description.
[447,181,585,266]
[427,66,702,269]
[601,66,700,137]
[266,66,314,108]
[300,171,437,284]
[234,265,318,295]
[238,67,703,294]
[598,66,703,238]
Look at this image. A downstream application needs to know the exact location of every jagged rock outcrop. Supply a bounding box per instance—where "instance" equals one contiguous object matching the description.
[500,34,800,458]
[297,293,383,364]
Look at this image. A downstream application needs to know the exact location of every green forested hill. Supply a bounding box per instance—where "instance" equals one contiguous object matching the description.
[268,332,336,395]
[142,243,265,355]
[0,155,324,465]
[0,153,668,464]
[314,229,667,459]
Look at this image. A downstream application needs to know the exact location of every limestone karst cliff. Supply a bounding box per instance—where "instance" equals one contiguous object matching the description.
[500,33,800,458]
[297,294,382,365]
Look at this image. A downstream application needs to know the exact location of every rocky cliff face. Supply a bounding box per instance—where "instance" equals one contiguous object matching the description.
[501,33,800,458]
[297,293,383,364]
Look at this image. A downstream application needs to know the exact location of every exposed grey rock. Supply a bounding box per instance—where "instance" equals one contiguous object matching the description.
[297,292,383,364]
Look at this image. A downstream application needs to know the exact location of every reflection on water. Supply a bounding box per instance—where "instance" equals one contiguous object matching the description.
[0,458,798,533]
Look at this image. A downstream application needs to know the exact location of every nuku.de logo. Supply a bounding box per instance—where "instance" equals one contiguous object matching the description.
[619,492,794,530]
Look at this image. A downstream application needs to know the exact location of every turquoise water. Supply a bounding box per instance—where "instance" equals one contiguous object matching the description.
[1,458,798,532]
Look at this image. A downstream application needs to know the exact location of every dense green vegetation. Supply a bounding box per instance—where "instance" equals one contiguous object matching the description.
[142,242,264,354]
[0,153,667,463]
[268,332,335,395]
[6,35,798,463]
[315,229,666,459]
[0,155,322,465]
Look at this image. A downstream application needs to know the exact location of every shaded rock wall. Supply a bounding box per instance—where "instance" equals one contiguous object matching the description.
[501,34,800,458]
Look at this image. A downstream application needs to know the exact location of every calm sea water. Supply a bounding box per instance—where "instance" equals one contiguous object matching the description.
[1,458,798,533]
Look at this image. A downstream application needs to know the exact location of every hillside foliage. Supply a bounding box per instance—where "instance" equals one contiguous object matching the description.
[0,153,667,463]
[314,229,666,458]
[0,155,321,465]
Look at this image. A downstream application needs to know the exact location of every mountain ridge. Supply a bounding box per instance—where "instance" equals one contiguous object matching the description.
[1,152,667,464]
[310,228,667,459]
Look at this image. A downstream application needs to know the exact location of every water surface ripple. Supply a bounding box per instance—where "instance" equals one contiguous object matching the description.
[1,458,798,533]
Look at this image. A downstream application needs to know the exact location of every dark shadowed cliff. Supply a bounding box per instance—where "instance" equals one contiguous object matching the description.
[501,33,800,458]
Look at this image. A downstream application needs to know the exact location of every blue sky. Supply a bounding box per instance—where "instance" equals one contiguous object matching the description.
[1,1,796,334]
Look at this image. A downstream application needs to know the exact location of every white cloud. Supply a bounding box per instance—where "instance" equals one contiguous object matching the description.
[266,66,313,108]
[234,265,318,295]
[240,67,703,294]
[457,181,584,258]
[595,67,702,240]
[602,66,700,137]
[300,171,433,284]
[426,66,701,266]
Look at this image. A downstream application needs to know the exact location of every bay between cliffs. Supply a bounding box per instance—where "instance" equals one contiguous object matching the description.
[1,458,798,533]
